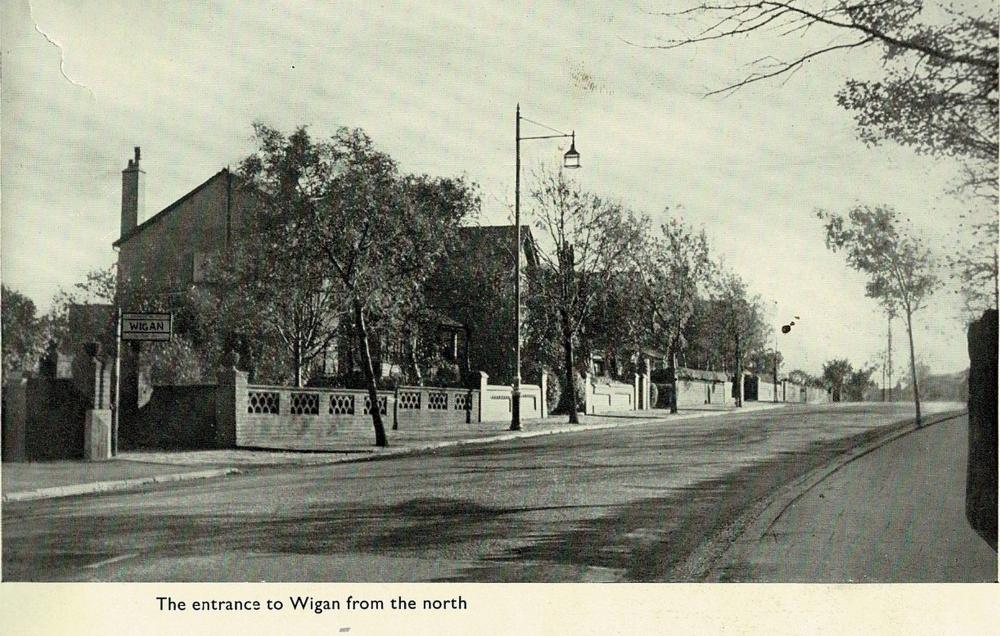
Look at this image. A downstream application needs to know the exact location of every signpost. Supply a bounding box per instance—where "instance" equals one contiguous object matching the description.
[113,311,172,456]
[121,312,173,341]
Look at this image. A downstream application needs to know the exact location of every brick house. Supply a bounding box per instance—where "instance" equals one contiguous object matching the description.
[111,149,533,422]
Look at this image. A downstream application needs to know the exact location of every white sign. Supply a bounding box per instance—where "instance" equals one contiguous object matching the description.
[121,312,172,341]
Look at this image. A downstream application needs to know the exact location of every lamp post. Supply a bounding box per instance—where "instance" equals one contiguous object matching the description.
[511,104,580,431]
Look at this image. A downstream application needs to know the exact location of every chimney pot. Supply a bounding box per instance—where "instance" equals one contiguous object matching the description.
[121,146,146,238]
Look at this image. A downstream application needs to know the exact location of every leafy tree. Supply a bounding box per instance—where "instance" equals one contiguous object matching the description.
[822,358,854,402]
[240,124,479,446]
[750,349,784,382]
[948,208,998,317]
[586,255,652,381]
[636,218,715,412]
[47,264,118,349]
[231,126,345,386]
[646,1,997,195]
[787,369,818,387]
[528,167,644,423]
[819,204,940,423]
[712,270,768,406]
[845,364,878,401]
[648,1,998,317]
[681,296,725,371]
[1,285,47,379]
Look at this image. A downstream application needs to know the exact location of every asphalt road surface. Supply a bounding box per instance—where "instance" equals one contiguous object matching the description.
[2,403,977,582]
[709,414,997,582]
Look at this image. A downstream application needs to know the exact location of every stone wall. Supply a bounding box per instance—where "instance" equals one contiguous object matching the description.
[479,372,543,422]
[587,377,635,414]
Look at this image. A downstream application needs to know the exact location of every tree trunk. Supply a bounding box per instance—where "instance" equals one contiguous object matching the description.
[293,338,303,387]
[405,329,421,385]
[354,300,388,447]
[667,339,679,414]
[560,312,579,424]
[904,306,922,426]
[732,330,743,407]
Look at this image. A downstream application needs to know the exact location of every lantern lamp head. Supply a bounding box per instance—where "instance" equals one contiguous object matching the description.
[563,132,581,169]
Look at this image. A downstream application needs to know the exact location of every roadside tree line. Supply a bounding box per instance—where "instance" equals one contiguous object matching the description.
[2,122,943,444]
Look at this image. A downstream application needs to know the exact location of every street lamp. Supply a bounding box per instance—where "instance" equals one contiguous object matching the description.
[511,104,580,431]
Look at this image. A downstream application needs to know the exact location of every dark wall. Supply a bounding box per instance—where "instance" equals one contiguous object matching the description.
[126,385,217,449]
[966,309,997,551]
[24,378,88,460]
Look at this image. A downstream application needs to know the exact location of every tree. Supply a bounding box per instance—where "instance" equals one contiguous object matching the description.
[948,207,998,316]
[845,364,878,401]
[646,2,997,194]
[787,368,817,387]
[1,285,47,379]
[648,1,998,315]
[528,167,644,423]
[712,270,768,406]
[822,358,854,402]
[240,124,480,446]
[636,218,715,412]
[231,126,344,386]
[47,264,118,348]
[586,265,648,380]
[819,205,940,423]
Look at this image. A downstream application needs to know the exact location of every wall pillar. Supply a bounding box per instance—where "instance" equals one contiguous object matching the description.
[478,371,488,423]
[633,373,639,410]
[584,372,593,415]
[73,344,114,461]
[540,370,548,417]
[216,363,248,448]
[2,377,28,462]
[84,409,112,461]
[643,373,651,410]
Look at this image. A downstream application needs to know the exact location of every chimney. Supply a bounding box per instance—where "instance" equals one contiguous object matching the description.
[121,146,145,237]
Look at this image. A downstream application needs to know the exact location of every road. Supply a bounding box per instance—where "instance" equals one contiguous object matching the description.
[1,402,978,582]
[708,414,997,582]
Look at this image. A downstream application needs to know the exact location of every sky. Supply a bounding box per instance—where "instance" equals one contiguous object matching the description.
[1,0,987,377]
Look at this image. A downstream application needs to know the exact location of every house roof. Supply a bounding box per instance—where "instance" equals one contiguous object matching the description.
[113,169,232,248]
[454,225,537,262]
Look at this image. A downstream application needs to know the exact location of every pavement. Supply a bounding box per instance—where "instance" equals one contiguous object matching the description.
[2,401,971,582]
[1,402,782,503]
[703,412,997,582]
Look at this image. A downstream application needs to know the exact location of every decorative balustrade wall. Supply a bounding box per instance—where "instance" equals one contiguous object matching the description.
[215,368,489,450]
